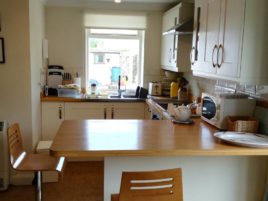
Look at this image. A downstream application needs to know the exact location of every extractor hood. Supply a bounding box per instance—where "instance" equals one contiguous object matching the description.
[163,18,193,35]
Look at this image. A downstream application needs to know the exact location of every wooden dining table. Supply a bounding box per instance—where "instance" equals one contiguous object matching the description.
[50,119,268,201]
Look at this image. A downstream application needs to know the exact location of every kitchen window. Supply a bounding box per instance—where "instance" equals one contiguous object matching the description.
[85,28,145,94]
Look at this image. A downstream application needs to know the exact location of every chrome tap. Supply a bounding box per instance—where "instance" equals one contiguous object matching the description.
[118,75,121,96]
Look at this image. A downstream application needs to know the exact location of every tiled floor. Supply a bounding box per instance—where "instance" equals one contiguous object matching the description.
[0,161,104,201]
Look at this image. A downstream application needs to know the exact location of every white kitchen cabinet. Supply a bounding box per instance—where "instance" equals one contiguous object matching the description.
[162,3,194,33]
[161,3,193,72]
[192,0,243,77]
[191,0,268,84]
[65,102,145,120]
[111,103,145,119]
[65,103,107,120]
[41,102,64,140]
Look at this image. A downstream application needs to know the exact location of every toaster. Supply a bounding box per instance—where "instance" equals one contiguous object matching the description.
[148,82,162,96]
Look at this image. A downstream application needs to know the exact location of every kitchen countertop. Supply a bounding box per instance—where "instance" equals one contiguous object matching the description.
[147,95,190,104]
[41,94,146,102]
[50,119,268,157]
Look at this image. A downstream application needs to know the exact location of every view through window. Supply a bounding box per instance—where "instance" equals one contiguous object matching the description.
[86,28,144,94]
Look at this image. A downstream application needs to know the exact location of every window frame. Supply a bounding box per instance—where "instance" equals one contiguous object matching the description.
[85,28,145,92]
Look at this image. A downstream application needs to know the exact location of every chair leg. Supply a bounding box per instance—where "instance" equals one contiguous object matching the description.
[35,171,43,201]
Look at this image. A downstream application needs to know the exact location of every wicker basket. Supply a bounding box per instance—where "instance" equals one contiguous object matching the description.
[226,116,259,133]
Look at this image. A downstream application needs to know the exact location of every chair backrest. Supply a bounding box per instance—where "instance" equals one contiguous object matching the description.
[7,123,25,169]
[118,168,183,201]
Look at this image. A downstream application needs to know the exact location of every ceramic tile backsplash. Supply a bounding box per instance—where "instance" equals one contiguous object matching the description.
[254,107,268,134]
[192,76,268,134]
[193,76,268,100]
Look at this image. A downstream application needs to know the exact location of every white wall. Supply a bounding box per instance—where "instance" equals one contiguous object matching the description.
[143,11,163,87]
[45,7,86,85]
[0,0,32,150]
[0,0,45,152]
[45,6,163,89]
[29,0,46,148]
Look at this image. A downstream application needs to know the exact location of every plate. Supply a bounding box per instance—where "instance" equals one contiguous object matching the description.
[214,131,268,148]
[172,119,194,125]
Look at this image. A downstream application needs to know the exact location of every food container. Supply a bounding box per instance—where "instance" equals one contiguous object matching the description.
[170,82,178,98]
[57,88,80,98]
[226,116,259,133]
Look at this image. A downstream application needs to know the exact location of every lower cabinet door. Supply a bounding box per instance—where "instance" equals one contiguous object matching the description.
[65,103,106,120]
[41,102,64,140]
[111,103,145,119]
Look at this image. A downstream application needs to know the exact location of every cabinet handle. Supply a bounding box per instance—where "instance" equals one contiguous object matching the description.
[217,44,224,68]
[212,44,218,68]
[173,34,176,60]
[168,48,172,63]
[190,47,196,65]
[111,107,114,119]
[58,105,62,119]
[104,108,107,119]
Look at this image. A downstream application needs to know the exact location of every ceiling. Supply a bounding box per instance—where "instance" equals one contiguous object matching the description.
[45,0,185,11]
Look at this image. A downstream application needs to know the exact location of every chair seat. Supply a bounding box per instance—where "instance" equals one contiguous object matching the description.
[15,152,65,172]
[7,123,66,201]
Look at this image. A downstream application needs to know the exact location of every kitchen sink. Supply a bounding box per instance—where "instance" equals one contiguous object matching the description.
[108,94,141,99]
[122,94,138,98]
[108,95,122,99]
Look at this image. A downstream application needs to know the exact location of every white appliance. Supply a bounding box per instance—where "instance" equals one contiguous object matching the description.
[201,93,256,129]
[0,120,9,191]
[148,82,162,96]
[47,65,64,88]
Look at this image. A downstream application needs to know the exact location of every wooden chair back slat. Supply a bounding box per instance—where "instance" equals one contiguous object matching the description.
[7,123,24,167]
[118,168,183,201]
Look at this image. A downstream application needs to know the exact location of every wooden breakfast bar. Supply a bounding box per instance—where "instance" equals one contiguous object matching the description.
[50,119,268,201]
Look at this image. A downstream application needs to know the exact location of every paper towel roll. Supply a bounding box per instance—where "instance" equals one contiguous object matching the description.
[74,77,81,87]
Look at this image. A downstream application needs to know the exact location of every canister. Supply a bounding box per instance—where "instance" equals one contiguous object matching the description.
[170,82,178,98]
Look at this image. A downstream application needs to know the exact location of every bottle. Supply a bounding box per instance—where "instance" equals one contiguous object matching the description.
[170,82,178,98]
[91,83,97,95]
[178,87,188,101]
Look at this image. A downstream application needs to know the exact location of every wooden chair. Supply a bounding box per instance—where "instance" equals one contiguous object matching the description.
[7,123,66,201]
[111,168,183,201]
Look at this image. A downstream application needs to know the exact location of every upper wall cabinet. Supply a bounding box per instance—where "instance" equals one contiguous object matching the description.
[191,0,268,85]
[161,3,194,72]
[162,3,194,33]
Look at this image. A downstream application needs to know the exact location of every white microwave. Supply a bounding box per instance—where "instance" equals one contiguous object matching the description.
[201,93,256,129]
